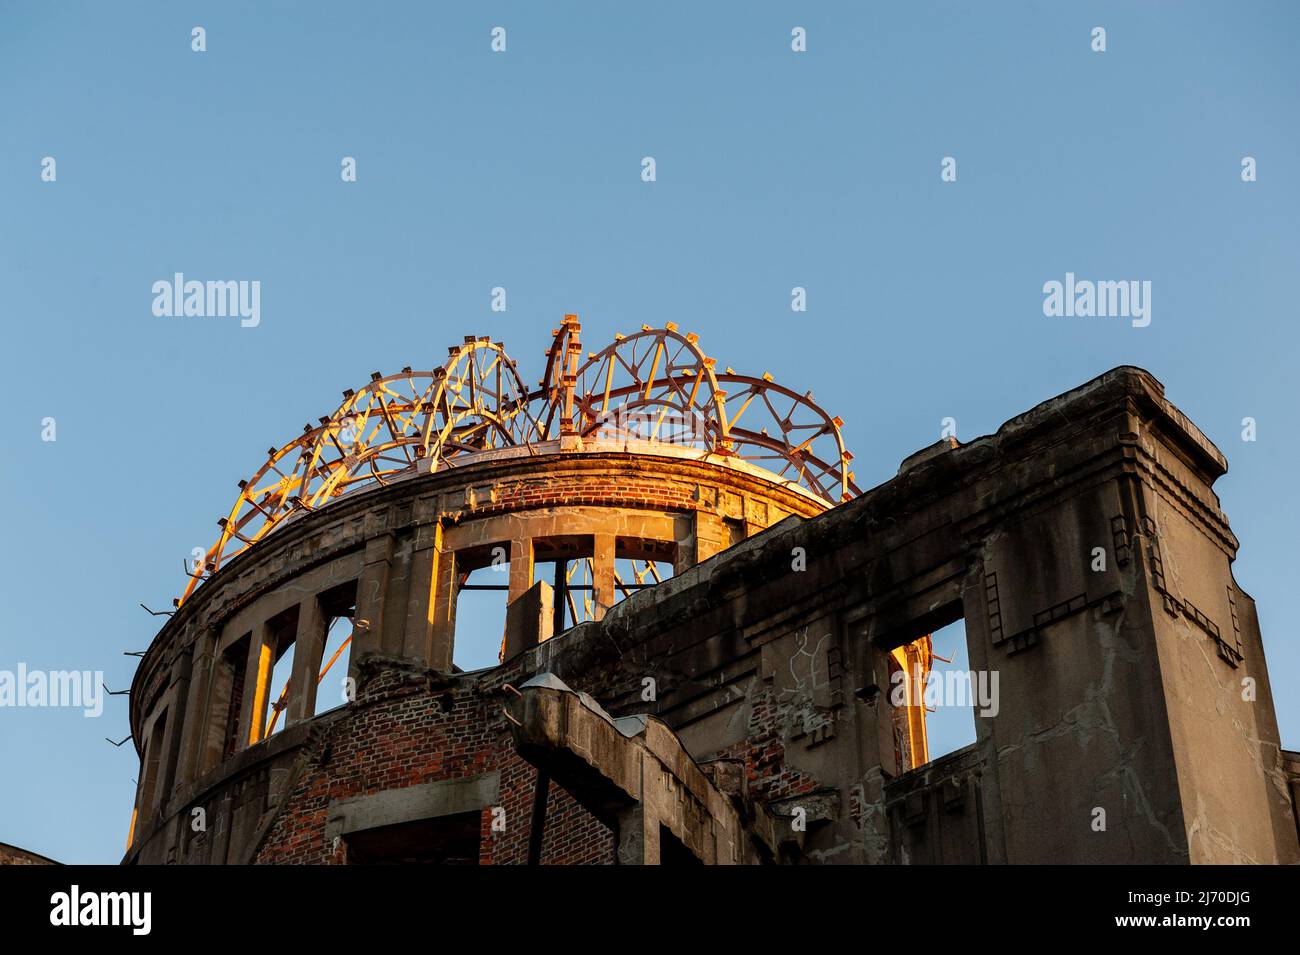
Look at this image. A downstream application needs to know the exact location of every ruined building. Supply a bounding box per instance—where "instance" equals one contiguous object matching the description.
[125,318,1300,864]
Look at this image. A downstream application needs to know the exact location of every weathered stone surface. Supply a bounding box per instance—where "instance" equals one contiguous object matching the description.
[124,367,1300,864]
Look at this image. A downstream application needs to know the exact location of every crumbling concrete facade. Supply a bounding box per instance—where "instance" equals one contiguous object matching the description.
[125,364,1300,864]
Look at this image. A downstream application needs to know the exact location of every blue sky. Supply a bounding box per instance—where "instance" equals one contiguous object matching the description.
[1,2,1296,863]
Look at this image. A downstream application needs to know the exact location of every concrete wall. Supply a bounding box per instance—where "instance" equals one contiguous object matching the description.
[522,367,1298,864]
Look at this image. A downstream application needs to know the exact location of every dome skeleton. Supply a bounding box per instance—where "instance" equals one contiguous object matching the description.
[180,317,858,607]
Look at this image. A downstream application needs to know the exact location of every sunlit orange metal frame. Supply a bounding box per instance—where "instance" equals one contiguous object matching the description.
[178,318,860,606]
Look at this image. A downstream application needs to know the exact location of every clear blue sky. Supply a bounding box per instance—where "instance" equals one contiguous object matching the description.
[2,2,1296,864]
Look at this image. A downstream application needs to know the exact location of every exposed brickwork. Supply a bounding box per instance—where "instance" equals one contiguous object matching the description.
[125,451,811,865]
[257,656,612,865]
[719,695,824,804]
[464,472,703,518]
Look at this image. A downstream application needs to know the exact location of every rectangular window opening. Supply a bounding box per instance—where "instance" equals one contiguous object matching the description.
[455,545,513,672]
[261,606,300,740]
[314,580,358,715]
[314,613,355,714]
[612,556,675,598]
[532,536,592,633]
[889,603,978,772]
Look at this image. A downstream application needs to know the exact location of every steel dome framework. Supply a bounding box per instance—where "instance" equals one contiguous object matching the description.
[179,316,859,606]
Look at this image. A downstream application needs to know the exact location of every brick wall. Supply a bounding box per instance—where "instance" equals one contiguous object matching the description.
[257,656,613,865]
[464,472,703,517]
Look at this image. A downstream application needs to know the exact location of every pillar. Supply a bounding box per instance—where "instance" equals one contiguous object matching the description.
[241,620,275,746]
[403,522,442,664]
[350,534,395,681]
[429,531,458,671]
[591,532,616,620]
[287,594,327,725]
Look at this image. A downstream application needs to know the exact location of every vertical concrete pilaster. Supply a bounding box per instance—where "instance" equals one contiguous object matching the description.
[591,533,616,620]
[404,522,442,665]
[288,594,326,725]
[429,530,458,671]
[175,628,216,788]
[351,534,395,681]
[681,510,727,569]
[158,653,191,809]
[241,620,275,747]
[378,535,414,658]
[508,537,534,604]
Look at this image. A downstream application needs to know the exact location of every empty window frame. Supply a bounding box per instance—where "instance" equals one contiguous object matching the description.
[453,543,513,672]
[314,580,359,715]
[259,606,300,741]
[888,604,977,771]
